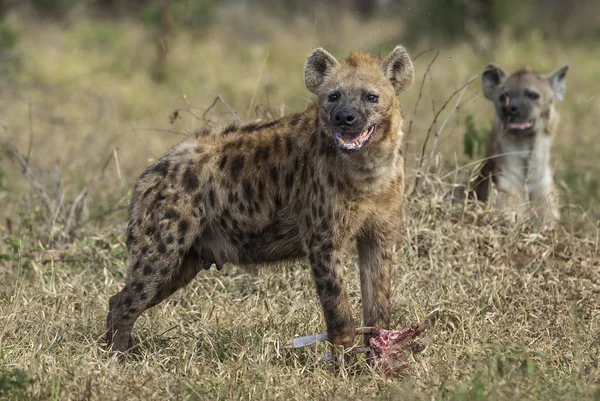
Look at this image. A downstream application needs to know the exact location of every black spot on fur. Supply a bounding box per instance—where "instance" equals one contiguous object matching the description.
[241,121,261,133]
[243,180,254,203]
[257,180,265,202]
[209,189,216,207]
[285,136,294,155]
[135,282,144,293]
[178,220,189,236]
[311,263,327,279]
[160,267,169,276]
[158,242,167,254]
[219,155,228,170]
[270,166,278,185]
[290,113,302,127]
[142,246,149,253]
[325,281,341,297]
[275,194,282,209]
[194,193,203,204]
[146,227,155,237]
[254,146,269,163]
[230,155,245,179]
[182,166,199,192]
[169,163,180,179]
[261,120,279,130]
[126,231,134,248]
[223,123,238,135]
[143,159,169,178]
[166,234,174,244]
[123,297,132,307]
[285,171,294,189]
[164,209,179,220]
[318,205,324,219]
[327,173,335,187]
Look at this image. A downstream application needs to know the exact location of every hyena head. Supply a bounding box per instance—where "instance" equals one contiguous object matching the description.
[482,63,569,135]
[304,46,414,153]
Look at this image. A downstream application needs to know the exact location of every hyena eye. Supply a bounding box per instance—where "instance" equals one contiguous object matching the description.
[365,94,379,103]
[328,92,340,102]
[526,90,540,100]
[498,93,508,103]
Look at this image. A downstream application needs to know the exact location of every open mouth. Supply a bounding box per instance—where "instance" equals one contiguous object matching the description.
[506,120,534,131]
[334,125,375,151]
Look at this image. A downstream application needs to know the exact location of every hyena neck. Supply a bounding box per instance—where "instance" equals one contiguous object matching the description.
[541,106,559,138]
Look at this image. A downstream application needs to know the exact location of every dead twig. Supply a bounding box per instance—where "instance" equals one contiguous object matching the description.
[0,136,54,215]
[25,102,33,167]
[404,50,440,159]
[65,188,88,235]
[423,76,475,185]
[202,95,242,123]
[247,53,270,117]
[413,74,478,195]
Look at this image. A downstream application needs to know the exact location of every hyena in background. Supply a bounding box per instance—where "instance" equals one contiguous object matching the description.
[106,45,414,355]
[463,63,568,226]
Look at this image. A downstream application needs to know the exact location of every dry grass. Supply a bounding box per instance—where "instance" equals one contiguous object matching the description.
[1,4,600,400]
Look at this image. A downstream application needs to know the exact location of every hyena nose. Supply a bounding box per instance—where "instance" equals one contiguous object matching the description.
[502,103,519,117]
[333,108,357,127]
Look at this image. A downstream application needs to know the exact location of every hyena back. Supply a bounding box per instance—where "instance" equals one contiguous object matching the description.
[106,45,414,354]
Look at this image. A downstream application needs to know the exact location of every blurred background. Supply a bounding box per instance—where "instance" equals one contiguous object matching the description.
[0,0,599,246]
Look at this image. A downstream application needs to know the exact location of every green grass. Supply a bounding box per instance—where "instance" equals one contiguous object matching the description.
[1,4,600,400]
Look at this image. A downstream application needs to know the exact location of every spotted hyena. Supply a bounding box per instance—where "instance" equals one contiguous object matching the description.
[466,63,568,226]
[106,45,414,354]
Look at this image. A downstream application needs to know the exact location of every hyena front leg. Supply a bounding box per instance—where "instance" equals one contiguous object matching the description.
[306,236,355,349]
[356,223,393,345]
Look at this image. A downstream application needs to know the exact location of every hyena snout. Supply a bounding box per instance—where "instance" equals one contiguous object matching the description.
[332,107,359,128]
[501,98,521,118]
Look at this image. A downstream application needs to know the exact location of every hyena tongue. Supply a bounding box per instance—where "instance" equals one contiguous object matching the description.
[338,131,362,142]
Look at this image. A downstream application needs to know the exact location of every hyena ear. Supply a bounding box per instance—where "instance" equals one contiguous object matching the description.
[381,45,414,95]
[547,65,569,101]
[482,63,507,100]
[304,48,339,94]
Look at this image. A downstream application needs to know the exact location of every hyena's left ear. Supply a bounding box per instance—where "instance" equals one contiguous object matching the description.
[547,65,569,101]
[304,48,340,94]
[381,45,414,95]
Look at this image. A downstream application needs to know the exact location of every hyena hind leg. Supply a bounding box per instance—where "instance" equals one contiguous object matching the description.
[105,248,202,354]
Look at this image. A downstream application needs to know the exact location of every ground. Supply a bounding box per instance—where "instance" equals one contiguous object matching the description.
[0,5,599,401]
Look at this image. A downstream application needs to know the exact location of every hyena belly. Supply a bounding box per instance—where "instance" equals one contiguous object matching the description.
[201,215,306,265]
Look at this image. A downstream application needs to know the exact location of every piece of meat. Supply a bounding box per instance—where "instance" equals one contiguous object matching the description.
[284,313,437,376]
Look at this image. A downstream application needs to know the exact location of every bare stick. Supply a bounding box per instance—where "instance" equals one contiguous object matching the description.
[404,50,440,158]
[247,53,270,117]
[65,188,87,235]
[113,147,125,189]
[413,74,478,193]
[202,95,242,123]
[412,47,435,62]
[25,102,33,168]
[0,136,54,215]
[422,79,474,187]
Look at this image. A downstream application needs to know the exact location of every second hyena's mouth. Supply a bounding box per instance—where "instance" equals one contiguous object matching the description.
[506,120,535,131]
[334,125,375,151]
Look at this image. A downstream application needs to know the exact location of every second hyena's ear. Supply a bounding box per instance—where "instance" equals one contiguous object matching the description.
[482,63,507,100]
[304,48,339,94]
[547,65,569,101]
[381,45,414,95]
